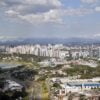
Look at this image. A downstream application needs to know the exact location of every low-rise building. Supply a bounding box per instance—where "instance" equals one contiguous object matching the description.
[4,80,23,92]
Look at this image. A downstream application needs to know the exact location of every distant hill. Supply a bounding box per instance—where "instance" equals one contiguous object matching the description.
[0,37,100,45]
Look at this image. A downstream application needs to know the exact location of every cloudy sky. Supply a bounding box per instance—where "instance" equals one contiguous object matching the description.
[0,0,100,39]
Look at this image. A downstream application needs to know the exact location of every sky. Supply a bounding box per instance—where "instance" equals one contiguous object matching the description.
[0,0,100,40]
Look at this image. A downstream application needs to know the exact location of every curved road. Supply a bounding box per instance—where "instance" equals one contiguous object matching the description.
[29,82,42,100]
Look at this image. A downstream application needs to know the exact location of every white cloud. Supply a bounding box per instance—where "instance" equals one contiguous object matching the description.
[95,7,100,12]
[22,0,61,7]
[1,0,63,23]
[6,8,92,24]
[64,8,93,16]
[0,0,62,9]
[6,10,19,16]
[6,9,63,24]
[0,36,19,41]
[94,33,100,37]
[5,8,93,24]
[81,0,98,3]
[1,0,93,24]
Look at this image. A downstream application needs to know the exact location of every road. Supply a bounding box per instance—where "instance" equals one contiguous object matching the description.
[46,78,55,100]
[29,82,42,100]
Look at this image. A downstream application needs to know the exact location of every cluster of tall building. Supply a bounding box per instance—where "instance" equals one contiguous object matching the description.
[0,44,100,59]
[6,44,63,58]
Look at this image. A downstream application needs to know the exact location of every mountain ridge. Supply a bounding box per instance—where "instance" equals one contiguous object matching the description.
[0,37,100,45]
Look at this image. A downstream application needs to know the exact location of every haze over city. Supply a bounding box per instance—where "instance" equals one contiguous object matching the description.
[0,0,100,40]
[1,1,100,100]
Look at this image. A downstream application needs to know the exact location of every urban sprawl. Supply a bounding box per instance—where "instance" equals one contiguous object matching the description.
[0,44,100,100]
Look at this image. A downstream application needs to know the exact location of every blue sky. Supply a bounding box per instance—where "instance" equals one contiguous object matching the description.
[0,0,100,40]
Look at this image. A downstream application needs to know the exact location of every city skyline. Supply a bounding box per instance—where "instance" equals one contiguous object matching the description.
[0,0,100,39]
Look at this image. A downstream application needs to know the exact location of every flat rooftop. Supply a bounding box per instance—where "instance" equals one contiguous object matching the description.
[67,82,100,87]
